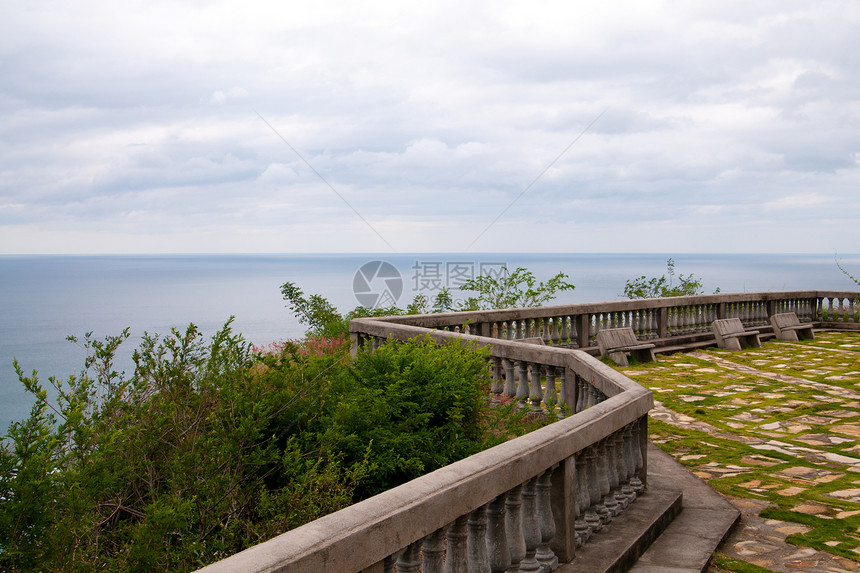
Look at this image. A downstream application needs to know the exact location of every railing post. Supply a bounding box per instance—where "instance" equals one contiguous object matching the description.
[576,314,590,348]
[550,458,576,562]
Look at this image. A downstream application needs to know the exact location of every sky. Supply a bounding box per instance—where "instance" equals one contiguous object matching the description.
[1,0,858,255]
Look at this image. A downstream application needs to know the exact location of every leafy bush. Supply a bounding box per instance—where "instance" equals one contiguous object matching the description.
[1,321,529,571]
[623,258,719,299]
[317,336,493,497]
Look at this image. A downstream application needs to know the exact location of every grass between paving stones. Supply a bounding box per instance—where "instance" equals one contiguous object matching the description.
[711,552,778,573]
[618,331,860,562]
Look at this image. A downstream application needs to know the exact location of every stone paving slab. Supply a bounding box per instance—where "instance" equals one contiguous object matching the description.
[617,332,860,572]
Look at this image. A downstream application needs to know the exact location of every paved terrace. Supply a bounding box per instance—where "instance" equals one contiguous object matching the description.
[617,331,860,572]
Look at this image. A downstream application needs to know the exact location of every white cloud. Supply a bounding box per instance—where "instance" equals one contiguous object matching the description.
[1,0,859,253]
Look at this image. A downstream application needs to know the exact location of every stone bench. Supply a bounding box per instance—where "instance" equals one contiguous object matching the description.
[770,312,815,342]
[597,327,656,367]
[711,318,761,351]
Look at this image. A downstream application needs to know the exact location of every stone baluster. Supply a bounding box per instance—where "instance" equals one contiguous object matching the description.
[491,357,504,402]
[585,446,609,528]
[422,528,446,573]
[558,368,570,417]
[516,320,524,339]
[516,361,530,405]
[505,486,526,573]
[468,505,491,573]
[529,363,544,412]
[535,468,558,571]
[503,358,517,398]
[621,425,638,503]
[396,539,422,573]
[574,451,592,545]
[519,477,542,572]
[585,384,596,409]
[630,420,645,495]
[487,495,510,573]
[550,316,560,345]
[545,366,557,413]
[582,449,603,535]
[575,377,587,413]
[588,384,604,408]
[372,336,382,351]
[559,315,569,345]
[445,516,469,573]
[601,438,621,518]
[595,442,615,524]
[612,431,630,511]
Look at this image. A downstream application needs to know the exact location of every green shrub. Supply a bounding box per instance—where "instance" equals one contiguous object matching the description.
[318,337,493,497]
[623,258,719,299]
[0,322,528,571]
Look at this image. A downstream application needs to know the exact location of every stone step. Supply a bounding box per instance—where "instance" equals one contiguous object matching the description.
[556,443,740,573]
[629,444,741,573]
[556,488,683,573]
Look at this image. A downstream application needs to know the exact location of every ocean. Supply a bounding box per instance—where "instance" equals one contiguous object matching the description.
[2,252,859,432]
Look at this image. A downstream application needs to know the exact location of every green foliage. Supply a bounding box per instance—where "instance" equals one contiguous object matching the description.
[315,337,494,497]
[458,266,575,310]
[281,281,428,337]
[623,258,718,299]
[280,281,348,337]
[1,319,525,571]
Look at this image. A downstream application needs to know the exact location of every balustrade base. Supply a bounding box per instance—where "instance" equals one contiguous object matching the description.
[557,488,682,573]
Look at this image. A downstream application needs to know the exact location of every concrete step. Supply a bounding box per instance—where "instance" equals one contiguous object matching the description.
[629,444,741,573]
[557,488,683,573]
[556,443,740,573]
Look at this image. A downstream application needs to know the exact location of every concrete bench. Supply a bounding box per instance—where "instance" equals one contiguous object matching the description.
[770,312,815,342]
[711,318,761,351]
[597,327,656,367]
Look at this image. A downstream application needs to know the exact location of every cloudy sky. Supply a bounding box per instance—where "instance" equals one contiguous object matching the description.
[1,0,858,254]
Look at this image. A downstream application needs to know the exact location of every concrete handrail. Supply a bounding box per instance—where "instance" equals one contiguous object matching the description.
[199,320,653,572]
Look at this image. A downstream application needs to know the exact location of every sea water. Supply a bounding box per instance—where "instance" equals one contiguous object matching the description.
[2,252,858,432]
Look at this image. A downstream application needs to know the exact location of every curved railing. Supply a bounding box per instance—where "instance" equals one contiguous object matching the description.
[199,326,652,572]
[373,290,859,350]
[197,290,858,572]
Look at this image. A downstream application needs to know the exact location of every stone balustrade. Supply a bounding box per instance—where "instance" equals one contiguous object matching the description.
[198,319,651,572]
[375,291,860,350]
[196,290,857,573]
